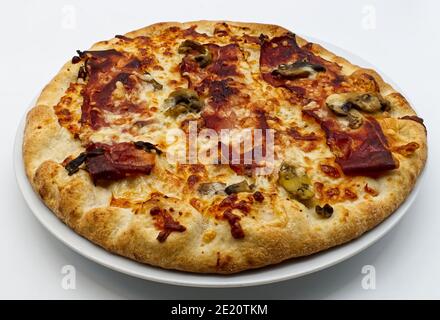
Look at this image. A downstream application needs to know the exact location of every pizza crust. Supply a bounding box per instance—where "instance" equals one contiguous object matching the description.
[23,21,427,273]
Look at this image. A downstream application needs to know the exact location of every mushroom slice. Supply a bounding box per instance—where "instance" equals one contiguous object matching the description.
[133,141,163,155]
[346,109,364,129]
[194,51,212,68]
[326,92,389,116]
[272,60,326,79]
[164,89,204,117]
[225,180,254,195]
[325,93,354,116]
[178,40,206,54]
[197,182,227,196]
[352,93,390,112]
[65,148,104,176]
[178,40,212,68]
[278,162,314,202]
[315,204,334,218]
[136,72,163,90]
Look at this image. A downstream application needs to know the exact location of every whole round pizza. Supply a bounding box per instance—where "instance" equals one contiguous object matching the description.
[23,21,427,273]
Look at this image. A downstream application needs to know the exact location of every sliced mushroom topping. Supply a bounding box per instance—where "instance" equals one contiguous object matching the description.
[178,40,212,68]
[194,52,213,68]
[272,60,326,79]
[72,50,89,81]
[178,40,206,54]
[133,141,163,155]
[353,93,390,112]
[197,182,227,196]
[315,204,334,218]
[326,94,353,116]
[64,148,104,175]
[71,50,86,64]
[278,162,314,202]
[65,153,87,175]
[326,92,390,115]
[225,180,254,195]
[137,72,163,90]
[164,89,204,117]
[326,92,390,129]
[346,109,364,129]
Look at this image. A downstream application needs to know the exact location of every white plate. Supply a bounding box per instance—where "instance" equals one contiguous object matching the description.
[14,38,425,288]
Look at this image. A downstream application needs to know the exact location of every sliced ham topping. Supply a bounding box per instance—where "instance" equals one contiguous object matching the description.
[219,141,265,177]
[259,33,344,103]
[180,42,248,131]
[288,128,319,141]
[80,50,144,129]
[85,142,155,182]
[197,78,240,131]
[202,112,237,131]
[259,33,397,176]
[181,43,241,84]
[330,119,396,175]
[260,34,303,69]
[304,110,397,175]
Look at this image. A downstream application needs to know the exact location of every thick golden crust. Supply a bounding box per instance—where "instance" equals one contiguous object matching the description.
[23,21,427,273]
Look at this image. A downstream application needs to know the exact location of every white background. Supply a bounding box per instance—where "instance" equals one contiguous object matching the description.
[1,0,439,299]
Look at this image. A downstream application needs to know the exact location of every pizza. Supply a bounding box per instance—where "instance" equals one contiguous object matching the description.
[23,21,427,273]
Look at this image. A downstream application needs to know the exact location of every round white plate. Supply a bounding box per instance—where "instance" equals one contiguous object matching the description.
[14,37,425,288]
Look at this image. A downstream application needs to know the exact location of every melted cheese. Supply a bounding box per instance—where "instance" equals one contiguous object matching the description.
[53,23,388,212]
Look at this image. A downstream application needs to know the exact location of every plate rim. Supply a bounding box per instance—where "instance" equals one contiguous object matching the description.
[14,36,426,288]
